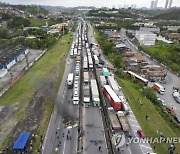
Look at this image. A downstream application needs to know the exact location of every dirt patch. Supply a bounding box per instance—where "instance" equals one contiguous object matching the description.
[1,91,45,153]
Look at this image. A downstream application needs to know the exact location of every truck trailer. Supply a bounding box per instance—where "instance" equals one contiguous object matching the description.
[83,85,90,107]
[67,73,74,88]
[108,111,121,130]
[90,79,100,106]
[117,111,130,132]
[84,72,89,83]
[108,76,119,95]
[100,75,106,87]
[93,55,99,65]
[103,85,122,110]
[153,83,165,95]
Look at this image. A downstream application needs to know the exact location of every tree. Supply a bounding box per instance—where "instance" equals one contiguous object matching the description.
[0,29,9,39]
[177,28,180,33]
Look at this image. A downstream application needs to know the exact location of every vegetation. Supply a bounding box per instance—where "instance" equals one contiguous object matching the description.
[95,28,180,154]
[29,18,62,27]
[7,16,30,28]
[116,76,180,154]
[0,33,72,150]
[139,43,180,73]
[152,8,180,20]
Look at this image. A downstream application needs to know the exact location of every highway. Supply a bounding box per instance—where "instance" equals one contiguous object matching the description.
[88,23,154,154]
[120,28,180,117]
[42,32,79,154]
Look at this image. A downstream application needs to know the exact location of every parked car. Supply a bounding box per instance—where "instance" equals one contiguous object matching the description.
[157,98,166,106]
[137,129,145,138]
[166,107,176,116]
[174,116,180,124]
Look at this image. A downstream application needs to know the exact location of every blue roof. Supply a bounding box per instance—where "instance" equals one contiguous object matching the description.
[12,132,30,150]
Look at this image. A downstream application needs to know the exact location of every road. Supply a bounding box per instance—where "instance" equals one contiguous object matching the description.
[88,24,154,154]
[120,28,180,117]
[81,25,108,154]
[42,33,79,154]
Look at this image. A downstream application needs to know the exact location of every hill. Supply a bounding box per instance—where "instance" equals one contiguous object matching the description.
[152,8,180,20]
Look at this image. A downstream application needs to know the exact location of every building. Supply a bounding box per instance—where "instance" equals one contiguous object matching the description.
[0,47,29,78]
[168,0,173,8]
[154,0,158,8]
[140,27,160,33]
[108,32,121,41]
[165,0,169,9]
[135,31,157,46]
[166,33,180,40]
[150,1,155,9]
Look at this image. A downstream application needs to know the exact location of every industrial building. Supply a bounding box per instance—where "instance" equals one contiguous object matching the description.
[135,31,157,46]
[0,46,29,78]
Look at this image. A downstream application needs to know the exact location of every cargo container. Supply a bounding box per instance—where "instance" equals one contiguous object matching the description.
[93,55,99,65]
[100,75,106,87]
[153,83,165,95]
[84,72,89,83]
[67,73,74,88]
[88,56,93,70]
[117,111,130,132]
[108,76,119,94]
[102,68,110,77]
[103,85,122,110]
[84,85,90,107]
[83,61,88,70]
[108,111,121,130]
[91,79,100,106]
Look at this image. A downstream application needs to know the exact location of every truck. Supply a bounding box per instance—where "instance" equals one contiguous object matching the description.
[102,68,110,77]
[70,48,74,57]
[107,110,121,130]
[67,73,74,88]
[103,85,122,110]
[92,49,100,56]
[73,87,79,105]
[83,61,88,70]
[100,75,106,87]
[117,111,130,132]
[84,72,89,83]
[84,85,90,107]
[108,76,119,94]
[153,83,165,95]
[93,55,99,65]
[76,56,81,62]
[90,79,100,106]
[88,56,93,70]
[74,48,78,56]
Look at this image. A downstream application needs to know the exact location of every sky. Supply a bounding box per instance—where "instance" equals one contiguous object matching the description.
[0,0,179,8]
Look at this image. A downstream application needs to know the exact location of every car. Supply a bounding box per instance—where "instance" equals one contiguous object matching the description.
[172,91,180,103]
[157,98,166,106]
[137,129,145,138]
[174,116,180,124]
[166,107,176,116]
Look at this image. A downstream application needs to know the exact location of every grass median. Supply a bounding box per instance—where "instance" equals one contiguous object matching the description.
[0,33,72,150]
[116,76,180,154]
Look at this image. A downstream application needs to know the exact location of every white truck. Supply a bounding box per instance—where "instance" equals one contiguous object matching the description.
[84,72,89,83]
[73,87,79,105]
[153,83,165,95]
[108,76,119,95]
[100,75,106,87]
[90,79,100,106]
[67,73,74,89]
[93,55,99,65]
[84,85,90,107]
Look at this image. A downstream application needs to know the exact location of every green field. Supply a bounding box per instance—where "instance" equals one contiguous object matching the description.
[0,33,72,149]
[116,76,180,154]
[141,42,180,73]
[29,18,60,27]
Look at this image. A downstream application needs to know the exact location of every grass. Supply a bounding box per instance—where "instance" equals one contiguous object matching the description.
[29,18,59,27]
[116,76,180,154]
[0,33,72,149]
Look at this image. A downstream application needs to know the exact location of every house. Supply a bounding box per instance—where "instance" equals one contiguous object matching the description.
[108,32,121,41]
[166,33,180,40]
[135,31,157,46]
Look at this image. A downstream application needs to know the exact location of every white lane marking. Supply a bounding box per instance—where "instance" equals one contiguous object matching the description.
[131,124,141,128]
[63,140,67,154]
[127,146,132,154]
[129,119,138,122]
[140,144,153,150]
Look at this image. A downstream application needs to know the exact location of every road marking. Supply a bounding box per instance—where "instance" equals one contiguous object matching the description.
[63,140,67,154]
[129,119,138,122]
[140,144,153,150]
[127,146,132,154]
[131,124,141,128]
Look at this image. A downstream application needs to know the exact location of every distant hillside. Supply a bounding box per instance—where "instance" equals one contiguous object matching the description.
[152,8,180,20]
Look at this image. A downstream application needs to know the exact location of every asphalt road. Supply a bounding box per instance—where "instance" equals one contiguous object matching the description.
[42,34,79,154]
[81,42,108,154]
[88,23,154,154]
[120,28,180,117]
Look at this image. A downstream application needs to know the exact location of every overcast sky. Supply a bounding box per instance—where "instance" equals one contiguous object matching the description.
[0,0,179,8]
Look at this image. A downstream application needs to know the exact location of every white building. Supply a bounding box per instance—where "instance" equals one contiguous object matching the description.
[135,31,157,46]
